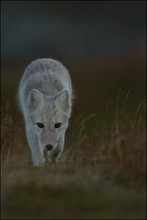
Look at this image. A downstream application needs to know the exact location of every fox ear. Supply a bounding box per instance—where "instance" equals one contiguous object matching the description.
[27,89,43,112]
[55,90,70,112]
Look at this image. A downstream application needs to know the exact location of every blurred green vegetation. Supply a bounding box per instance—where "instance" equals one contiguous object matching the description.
[2,165,146,219]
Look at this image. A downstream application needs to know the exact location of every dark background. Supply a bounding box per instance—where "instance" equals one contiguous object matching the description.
[1,1,146,120]
[1,2,146,219]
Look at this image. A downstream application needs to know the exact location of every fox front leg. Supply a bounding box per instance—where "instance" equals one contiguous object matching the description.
[31,146,45,166]
[47,136,64,162]
[26,126,45,166]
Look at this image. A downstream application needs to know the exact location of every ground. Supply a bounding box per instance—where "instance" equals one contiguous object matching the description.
[1,99,146,219]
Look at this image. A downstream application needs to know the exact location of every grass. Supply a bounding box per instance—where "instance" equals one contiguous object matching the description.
[1,92,146,219]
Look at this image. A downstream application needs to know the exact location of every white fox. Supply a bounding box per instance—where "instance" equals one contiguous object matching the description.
[18,58,73,166]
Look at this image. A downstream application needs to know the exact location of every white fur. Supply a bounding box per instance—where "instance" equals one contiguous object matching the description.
[18,58,72,166]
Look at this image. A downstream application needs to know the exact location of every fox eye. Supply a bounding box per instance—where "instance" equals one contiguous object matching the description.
[36,123,44,128]
[55,123,61,128]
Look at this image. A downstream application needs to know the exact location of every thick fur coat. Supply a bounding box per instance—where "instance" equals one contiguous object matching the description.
[18,58,72,166]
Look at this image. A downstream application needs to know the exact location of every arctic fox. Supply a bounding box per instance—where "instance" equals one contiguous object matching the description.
[18,58,72,166]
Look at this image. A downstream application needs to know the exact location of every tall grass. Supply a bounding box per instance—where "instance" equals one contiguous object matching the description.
[1,92,146,219]
[62,91,146,177]
[1,92,146,174]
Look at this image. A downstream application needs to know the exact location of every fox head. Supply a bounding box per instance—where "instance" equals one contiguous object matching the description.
[27,89,71,151]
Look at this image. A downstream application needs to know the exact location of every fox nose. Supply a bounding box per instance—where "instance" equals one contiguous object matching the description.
[46,144,53,151]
